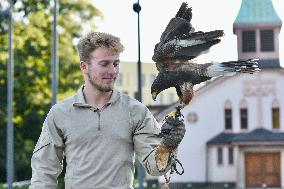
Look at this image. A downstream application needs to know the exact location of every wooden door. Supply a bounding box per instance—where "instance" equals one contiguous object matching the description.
[245,152,281,188]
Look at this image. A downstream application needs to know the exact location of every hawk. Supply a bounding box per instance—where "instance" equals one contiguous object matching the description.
[151,2,260,107]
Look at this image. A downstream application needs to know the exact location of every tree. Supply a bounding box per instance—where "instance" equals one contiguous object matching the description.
[0,0,101,181]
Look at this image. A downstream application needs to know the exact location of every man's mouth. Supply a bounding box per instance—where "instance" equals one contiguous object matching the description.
[102,77,116,82]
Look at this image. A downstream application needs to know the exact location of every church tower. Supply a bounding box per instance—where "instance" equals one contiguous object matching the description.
[233,0,282,68]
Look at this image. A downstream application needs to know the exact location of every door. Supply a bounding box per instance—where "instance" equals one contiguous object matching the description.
[245,152,281,188]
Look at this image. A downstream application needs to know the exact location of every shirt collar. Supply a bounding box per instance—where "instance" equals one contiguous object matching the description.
[73,86,120,108]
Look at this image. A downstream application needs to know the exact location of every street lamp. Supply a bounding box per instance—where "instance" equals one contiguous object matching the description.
[133,1,142,102]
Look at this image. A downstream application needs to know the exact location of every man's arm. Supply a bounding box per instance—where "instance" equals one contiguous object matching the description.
[30,108,64,189]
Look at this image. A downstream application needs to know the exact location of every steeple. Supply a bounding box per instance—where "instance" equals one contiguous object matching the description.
[233,0,282,68]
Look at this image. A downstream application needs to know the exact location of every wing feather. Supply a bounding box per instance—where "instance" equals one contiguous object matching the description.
[153,2,224,71]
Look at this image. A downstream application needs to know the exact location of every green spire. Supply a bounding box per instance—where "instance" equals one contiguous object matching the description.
[234,0,282,25]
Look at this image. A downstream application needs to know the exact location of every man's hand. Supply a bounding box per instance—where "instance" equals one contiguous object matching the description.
[161,116,185,152]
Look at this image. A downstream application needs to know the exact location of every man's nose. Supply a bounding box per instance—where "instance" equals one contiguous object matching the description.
[108,64,118,74]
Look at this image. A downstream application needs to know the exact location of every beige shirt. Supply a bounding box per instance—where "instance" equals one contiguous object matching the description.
[30,87,169,189]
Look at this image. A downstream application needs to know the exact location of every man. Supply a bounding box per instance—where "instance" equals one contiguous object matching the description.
[30,32,185,189]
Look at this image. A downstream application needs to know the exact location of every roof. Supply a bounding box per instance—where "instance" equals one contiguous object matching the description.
[234,0,282,26]
[257,59,280,68]
[207,128,284,145]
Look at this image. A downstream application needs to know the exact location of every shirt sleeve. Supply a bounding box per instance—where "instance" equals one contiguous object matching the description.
[30,108,64,189]
[131,102,172,176]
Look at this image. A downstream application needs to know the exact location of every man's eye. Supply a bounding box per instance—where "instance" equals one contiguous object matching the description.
[99,62,108,67]
[114,61,120,67]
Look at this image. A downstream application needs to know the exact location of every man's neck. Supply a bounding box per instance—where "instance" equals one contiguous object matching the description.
[83,84,113,109]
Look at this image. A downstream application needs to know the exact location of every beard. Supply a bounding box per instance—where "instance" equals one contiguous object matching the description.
[87,72,115,92]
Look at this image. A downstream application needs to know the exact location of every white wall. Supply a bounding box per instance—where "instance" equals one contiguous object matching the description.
[208,146,236,182]
[168,69,284,183]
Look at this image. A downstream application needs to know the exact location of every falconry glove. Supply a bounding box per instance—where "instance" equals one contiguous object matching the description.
[161,116,185,152]
[155,110,185,172]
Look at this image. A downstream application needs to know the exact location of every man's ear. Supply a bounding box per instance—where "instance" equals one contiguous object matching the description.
[80,61,88,73]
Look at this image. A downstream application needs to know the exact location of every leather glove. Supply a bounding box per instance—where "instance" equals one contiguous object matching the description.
[161,116,186,152]
[155,116,185,172]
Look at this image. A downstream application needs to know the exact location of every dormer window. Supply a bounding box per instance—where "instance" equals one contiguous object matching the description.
[260,30,274,52]
[242,31,256,52]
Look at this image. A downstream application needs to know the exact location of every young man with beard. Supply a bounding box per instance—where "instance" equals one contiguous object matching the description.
[30,32,185,189]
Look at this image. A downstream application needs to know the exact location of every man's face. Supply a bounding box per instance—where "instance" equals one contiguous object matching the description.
[82,47,120,92]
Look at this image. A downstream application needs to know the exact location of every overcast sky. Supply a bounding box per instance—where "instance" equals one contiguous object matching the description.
[92,0,284,66]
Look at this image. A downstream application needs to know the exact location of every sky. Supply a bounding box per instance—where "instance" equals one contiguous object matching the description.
[92,0,284,66]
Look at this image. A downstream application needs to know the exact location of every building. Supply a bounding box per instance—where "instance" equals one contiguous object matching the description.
[114,61,179,106]
[153,0,284,188]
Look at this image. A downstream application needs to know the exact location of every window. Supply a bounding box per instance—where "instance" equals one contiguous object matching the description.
[125,73,130,85]
[242,31,256,52]
[217,147,223,165]
[225,109,232,130]
[272,99,280,129]
[224,100,232,130]
[150,74,156,85]
[260,30,274,52]
[240,108,248,129]
[272,108,280,129]
[228,147,234,165]
[240,99,248,130]
[116,74,123,86]
[141,74,145,87]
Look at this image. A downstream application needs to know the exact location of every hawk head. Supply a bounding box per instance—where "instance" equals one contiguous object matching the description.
[151,70,178,101]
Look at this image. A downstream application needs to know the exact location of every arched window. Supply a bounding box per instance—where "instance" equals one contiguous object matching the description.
[224,100,232,130]
[272,99,280,129]
[240,99,248,130]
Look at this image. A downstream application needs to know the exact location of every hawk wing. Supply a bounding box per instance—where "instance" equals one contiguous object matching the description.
[152,2,224,71]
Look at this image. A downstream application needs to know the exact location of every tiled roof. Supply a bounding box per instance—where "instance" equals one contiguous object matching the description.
[207,128,284,145]
[234,0,282,25]
[257,59,280,69]
[207,132,238,144]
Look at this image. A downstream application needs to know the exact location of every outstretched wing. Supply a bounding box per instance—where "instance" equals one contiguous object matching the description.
[153,2,224,71]
[158,2,193,46]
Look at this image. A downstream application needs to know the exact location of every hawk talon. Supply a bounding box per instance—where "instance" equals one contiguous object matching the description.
[165,105,184,122]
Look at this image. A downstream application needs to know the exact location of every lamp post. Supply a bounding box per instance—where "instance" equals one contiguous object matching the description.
[133,1,142,102]
[0,0,16,188]
[51,0,58,106]
[133,1,144,189]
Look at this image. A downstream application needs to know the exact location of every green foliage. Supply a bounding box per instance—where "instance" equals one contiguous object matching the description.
[0,0,101,182]
[0,184,29,189]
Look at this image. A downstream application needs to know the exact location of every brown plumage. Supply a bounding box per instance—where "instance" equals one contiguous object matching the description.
[151,2,259,106]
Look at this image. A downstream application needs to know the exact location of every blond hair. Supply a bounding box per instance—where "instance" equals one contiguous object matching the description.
[76,32,124,63]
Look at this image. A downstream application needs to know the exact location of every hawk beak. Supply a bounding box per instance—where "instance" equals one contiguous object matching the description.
[151,92,157,101]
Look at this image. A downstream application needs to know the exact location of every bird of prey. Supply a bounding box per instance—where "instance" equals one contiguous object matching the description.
[151,2,260,108]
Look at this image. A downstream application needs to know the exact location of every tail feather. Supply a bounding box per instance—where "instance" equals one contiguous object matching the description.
[206,59,260,77]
